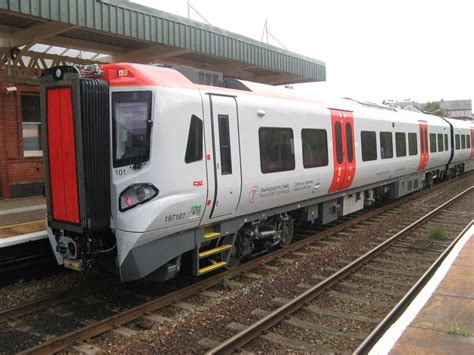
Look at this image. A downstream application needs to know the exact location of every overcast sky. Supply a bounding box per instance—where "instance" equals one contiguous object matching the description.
[133,0,473,108]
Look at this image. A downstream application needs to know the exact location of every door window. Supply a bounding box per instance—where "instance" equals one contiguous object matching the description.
[345,122,353,163]
[218,114,232,175]
[335,122,343,164]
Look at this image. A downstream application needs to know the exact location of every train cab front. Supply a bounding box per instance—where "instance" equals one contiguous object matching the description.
[41,65,115,272]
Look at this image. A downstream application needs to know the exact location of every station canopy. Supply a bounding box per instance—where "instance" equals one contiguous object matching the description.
[0,0,326,85]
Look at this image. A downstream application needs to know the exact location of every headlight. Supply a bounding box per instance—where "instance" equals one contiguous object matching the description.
[119,183,158,211]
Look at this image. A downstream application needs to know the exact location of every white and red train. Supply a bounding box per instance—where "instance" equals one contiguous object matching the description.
[40,63,474,282]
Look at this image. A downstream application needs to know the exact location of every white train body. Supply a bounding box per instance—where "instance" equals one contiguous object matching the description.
[42,64,474,282]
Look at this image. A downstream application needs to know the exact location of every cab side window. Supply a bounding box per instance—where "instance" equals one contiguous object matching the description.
[184,115,203,163]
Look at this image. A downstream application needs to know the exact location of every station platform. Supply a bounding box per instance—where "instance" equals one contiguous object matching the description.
[0,196,47,248]
[370,222,474,354]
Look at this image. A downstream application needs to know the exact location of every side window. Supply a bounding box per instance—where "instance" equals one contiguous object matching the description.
[429,133,437,153]
[395,132,407,157]
[361,131,377,161]
[467,135,471,149]
[437,133,444,152]
[345,123,353,163]
[380,131,393,159]
[455,134,460,150]
[218,114,232,174]
[461,134,466,149]
[444,134,449,150]
[301,129,328,168]
[259,127,295,173]
[408,132,418,155]
[335,122,343,164]
[184,115,203,163]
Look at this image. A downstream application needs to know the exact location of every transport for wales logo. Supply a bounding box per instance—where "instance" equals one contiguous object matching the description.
[249,186,259,203]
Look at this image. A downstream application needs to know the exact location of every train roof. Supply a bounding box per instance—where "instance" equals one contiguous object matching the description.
[101,63,462,127]
[444,117,472,130]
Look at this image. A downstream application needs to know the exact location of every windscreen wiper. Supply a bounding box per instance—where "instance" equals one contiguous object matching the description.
[132,119,153,170]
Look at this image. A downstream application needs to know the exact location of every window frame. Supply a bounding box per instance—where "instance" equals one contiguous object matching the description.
[408,132,418,156]
[429,133,437,153]
[21,93,43,157]
[345,122,353,163]
[259,127,295,174]
[112,90,153,168]
[380,131,394,159]
[455,134,460,150]
[217,114,232,175]
[334,122,343,164]
[461,134,466,149]
[395,132,407,157]
[301,128,329,169]
[361,131,377,162]
[437,133,444,152]
[184,114,203,164]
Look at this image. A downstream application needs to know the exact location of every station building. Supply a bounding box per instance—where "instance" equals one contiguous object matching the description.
[0,0,326,198]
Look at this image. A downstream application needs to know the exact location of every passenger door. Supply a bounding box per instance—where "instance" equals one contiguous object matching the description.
[329,109,356,193]
[209,95,242,218]
[417,121,429,171]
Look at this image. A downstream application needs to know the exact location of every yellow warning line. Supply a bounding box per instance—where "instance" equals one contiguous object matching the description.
[0,219,44,230]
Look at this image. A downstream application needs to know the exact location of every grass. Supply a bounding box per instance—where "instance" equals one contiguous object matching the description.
[428,227,448,241]
[447,324,470,337]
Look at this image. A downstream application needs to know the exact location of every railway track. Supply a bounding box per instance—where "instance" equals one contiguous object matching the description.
[205,186,474,354]
[0,238,58,286]
[1,175,471,354]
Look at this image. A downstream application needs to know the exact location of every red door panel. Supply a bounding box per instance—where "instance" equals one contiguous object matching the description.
[417,121,429,171]
[329,111,345,192]
[47,88,80,223]
[329,110,356,193]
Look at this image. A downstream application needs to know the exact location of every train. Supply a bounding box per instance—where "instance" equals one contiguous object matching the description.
[40,63,474,282]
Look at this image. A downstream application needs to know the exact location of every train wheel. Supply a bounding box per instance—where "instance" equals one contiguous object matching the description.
[279,218,294,248]
[223,233,242,269]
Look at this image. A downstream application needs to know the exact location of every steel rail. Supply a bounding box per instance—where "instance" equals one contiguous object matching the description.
[354,219,474,354]
[206,186,474,354]
[0,252,51,273]
[16,179,470,354]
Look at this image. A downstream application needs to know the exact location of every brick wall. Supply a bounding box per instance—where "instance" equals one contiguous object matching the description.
[0,82,43,198]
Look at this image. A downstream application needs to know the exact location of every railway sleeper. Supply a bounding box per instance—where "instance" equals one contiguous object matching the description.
[250,309,368,339]
[226,321,338,353]
[271,298,382,324]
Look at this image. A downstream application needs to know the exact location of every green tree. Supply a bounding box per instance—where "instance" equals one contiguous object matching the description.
[423,101,446,117]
